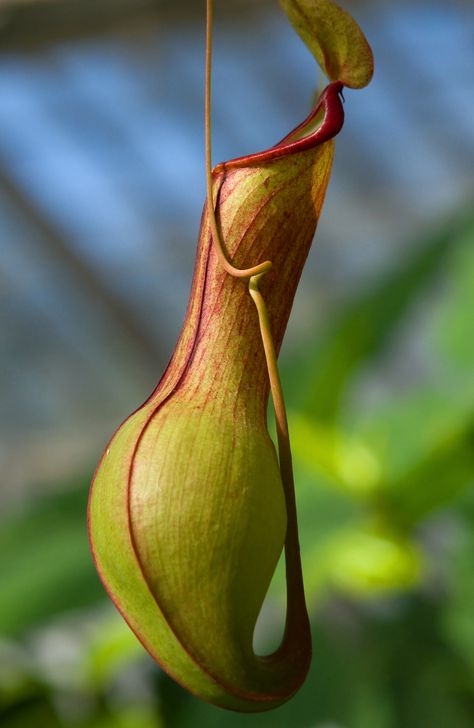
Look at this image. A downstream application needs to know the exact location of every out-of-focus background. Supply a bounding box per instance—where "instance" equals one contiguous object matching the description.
[1,0,473,726]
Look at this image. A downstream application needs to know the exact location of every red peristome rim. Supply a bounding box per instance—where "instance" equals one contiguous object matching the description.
[214,81,344,174]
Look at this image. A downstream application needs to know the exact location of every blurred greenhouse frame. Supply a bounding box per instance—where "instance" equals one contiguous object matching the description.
[1,0,473,726]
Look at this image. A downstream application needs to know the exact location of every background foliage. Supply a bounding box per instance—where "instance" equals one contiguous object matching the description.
[1,1,473,726]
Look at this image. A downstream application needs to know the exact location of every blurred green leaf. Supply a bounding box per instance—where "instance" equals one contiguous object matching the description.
[0,482,105,636]
[285,212,474,423]
[82,616,143,691]
[305,522,422,599]
[290,410,382,499]
[432,223,474,377]
[386,417,474,528]
[0,701,62,728]
[442,489,474,679]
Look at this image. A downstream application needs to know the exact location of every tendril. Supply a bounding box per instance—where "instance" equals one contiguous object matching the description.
[249,275,306,625]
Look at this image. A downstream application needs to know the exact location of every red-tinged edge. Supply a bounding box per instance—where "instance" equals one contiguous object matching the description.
[214,82,344,173]
[87,236,233,706]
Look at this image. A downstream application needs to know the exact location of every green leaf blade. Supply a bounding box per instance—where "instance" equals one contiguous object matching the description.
[280,0,374,88]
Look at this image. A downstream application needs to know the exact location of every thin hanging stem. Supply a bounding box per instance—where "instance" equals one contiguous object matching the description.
[205,0,272,278]
[248,277,290,471]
